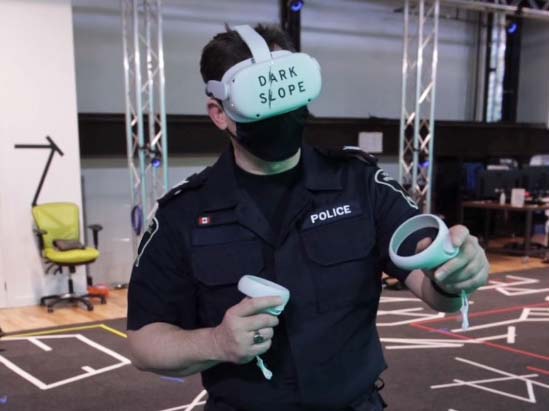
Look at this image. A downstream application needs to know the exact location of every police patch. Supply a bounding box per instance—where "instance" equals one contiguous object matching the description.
[134,217,159,267]
[302,201,363,230]
[374,169,418,210]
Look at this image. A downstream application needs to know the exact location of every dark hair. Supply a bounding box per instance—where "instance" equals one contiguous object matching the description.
[200,24,296,83]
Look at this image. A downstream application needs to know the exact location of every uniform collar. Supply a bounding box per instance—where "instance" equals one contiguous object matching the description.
[201,143,343,212]
[201,147,239,212]
[301,144,344,191]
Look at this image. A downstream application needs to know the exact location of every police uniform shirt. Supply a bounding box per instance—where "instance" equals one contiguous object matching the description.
[127,143,420,411]
[234,160,302,242]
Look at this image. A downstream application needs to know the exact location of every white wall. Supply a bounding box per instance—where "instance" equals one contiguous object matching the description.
[517,20,549,125]
[302,2,479,120]
[0,0,84,307]
[81,158,216,285]
[72,0,479,120]
[73,0,278,115]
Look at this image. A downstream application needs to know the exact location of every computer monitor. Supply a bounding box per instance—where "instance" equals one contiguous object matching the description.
[476,169,521,200]
[521,166,549,195]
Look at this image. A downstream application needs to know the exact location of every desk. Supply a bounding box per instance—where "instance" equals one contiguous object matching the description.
[460,200,549,257]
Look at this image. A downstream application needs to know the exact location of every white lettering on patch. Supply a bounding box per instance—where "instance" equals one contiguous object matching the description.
[310,204,352,225]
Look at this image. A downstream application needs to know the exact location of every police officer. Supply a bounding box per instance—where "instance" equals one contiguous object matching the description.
[126,24,489,411]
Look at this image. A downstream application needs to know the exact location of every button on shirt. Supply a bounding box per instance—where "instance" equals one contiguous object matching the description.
[127,143,420,411]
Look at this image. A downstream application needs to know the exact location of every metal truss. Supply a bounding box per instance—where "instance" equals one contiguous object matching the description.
[399,0,440,213]
[440,0,549,22]
[121,0,169,251]
[398,0,549,212]
[485,11,507,122]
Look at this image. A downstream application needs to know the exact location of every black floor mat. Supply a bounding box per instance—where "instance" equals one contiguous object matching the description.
[1,268,548,410]
[379,267,549,410]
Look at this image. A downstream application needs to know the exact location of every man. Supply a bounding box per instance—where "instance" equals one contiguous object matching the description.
[126,24,489,411]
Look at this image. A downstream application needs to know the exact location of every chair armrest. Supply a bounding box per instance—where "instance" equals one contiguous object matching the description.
[33,228,47,252]
[87,224,103,248]
[33,228,47,236]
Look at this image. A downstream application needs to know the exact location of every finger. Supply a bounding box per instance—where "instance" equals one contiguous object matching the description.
[435,238,480,282]
[449,225,470,248]
[250,339,273,356]
[233,296,283,317]
[415,237,433,253]
[249,327,274,343]
[441,252,484,285]
[444,266,489,294]
[243,313,279,331]
[258,327,275,340]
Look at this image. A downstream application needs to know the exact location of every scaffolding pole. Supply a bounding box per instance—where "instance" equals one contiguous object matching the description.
[121,0,169,253]
[398,0,549,213]
[399,0,440,213]
[440,0,549,22]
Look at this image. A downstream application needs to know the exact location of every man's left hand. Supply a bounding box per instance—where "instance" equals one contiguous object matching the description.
[431,225,490,295]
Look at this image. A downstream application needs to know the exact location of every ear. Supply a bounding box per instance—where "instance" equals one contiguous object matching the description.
[207,98,229,130]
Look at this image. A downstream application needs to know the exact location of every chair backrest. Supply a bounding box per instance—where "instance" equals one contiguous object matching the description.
[32,202,80,249]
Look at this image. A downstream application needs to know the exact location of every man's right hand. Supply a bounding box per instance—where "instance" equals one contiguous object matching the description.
[211,296,283,364]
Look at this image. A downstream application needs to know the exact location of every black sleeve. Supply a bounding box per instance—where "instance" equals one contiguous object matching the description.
[370,167,421,282]
[126,208,197,331]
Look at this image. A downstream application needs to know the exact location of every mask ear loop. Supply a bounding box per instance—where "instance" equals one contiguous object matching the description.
[224,128,238,140]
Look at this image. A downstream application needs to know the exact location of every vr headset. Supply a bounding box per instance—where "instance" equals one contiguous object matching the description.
[205,25,322,123]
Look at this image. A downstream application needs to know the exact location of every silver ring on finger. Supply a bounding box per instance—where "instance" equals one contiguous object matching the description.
[253,330,265,345]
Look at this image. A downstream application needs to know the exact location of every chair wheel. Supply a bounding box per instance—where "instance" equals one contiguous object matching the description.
[47,307,54,313]
[87,305,94,311]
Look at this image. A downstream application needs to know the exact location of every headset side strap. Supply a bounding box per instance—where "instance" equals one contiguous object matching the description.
[205,80,227,99]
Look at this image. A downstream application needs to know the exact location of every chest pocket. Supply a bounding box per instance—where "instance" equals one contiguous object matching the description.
[191,225,264,326]
[300,214,379,313]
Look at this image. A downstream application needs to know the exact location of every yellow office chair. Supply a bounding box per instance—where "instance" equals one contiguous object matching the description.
[32,202,106,313]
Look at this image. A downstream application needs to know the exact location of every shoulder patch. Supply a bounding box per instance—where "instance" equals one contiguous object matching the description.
[374,168,419,210]
[134,216,159,267]
[157,167,210,207]
[317,146,378,166]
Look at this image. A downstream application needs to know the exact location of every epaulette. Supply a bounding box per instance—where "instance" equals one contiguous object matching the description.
[157,167,210,207]
[317,145,378,166]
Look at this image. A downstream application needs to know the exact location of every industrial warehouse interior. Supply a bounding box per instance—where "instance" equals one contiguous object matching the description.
[1,0,549,410]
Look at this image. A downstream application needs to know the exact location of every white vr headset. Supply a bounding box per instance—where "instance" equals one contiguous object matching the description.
[205,25,322,123]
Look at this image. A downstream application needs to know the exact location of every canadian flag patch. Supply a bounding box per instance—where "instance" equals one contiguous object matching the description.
[198,216,211,226]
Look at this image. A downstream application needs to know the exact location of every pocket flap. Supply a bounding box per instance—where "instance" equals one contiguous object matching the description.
[301,217,374,266]
[192,225,255,246]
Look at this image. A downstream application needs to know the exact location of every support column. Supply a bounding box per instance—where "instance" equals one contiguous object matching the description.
[121,0,169,253]
[399,0,440,213]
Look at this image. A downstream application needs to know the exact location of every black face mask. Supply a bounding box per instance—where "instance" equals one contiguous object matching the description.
[228,107,309,162]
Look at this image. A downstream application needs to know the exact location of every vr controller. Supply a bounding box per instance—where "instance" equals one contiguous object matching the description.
[389,214,459,271]
[238,275,291,380]
[389,214,471,329]
[205,25,322,123]
[238,275,290,316]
